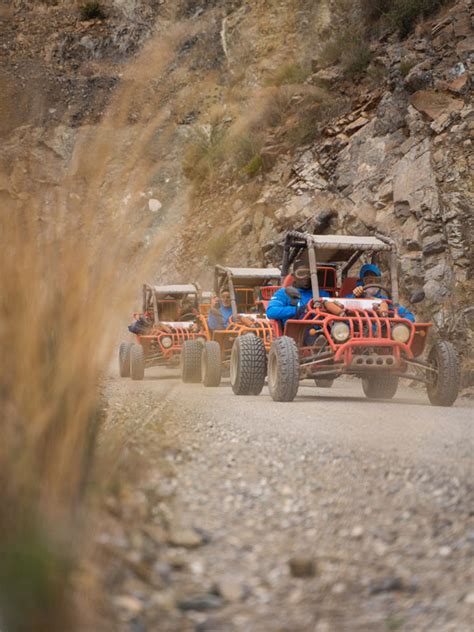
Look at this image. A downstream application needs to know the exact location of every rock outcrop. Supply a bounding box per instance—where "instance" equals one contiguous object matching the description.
[168,0,473,382]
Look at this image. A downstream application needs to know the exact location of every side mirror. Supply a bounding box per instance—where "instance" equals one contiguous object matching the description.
[409,290,425,304]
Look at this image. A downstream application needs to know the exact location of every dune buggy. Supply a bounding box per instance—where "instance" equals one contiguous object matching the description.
[237,231,460,406]
[181,266,280,392]
[119,283,209,380]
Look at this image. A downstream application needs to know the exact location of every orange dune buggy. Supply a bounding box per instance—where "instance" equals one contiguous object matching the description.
[180,266,280,392]
[119,283,209,380]
[235,231,460,406]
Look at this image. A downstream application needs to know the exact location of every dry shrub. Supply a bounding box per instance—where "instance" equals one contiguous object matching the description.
[79,1,105,21]
[268,62,311,87]
[182,123,227,182]
[359,0,452,36]
[231,132,264,170]
[206,232,232,263]
[320,25,372,77]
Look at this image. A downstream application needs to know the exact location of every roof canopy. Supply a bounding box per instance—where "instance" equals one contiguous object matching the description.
[286,232,393,264]
[148,284,198,296]
[310,235,390,250]
[216,266,281,283]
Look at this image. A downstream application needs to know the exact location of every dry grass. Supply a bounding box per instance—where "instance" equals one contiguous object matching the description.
[0,19,196,631]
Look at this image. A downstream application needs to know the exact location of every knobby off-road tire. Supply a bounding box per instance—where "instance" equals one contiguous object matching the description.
[362,374,398,400]
[268,336,300,402]
[202,341,222,387]
[130,343,145,381]
[426,340,460,407]
[314,378,334,388]
[230,334,267,396]
[119,342,133,377]
[181,340,202,383]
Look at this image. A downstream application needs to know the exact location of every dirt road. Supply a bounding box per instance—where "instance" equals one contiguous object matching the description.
[103,369,473,631]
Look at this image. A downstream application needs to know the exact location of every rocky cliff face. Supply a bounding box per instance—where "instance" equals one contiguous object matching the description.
[164,0,473,382]
[1,0,473,380]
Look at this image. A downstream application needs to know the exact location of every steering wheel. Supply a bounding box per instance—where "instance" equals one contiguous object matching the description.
[359,284,391,299]
[179,312,196,321]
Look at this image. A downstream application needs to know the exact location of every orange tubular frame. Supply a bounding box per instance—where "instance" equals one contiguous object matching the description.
[212,318,275,354]
[136,315,210,363]
[284,306,432,369]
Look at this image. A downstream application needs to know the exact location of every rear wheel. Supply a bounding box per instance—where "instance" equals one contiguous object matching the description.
[202,341,222,387]
[230,334,267,396]
[130,344,145,381]
[119,342,132,377]
[314,378,334,388]
[426,340,460,407]
[268,336,300,402]
[362,374,398,399]
[181,340,202,383]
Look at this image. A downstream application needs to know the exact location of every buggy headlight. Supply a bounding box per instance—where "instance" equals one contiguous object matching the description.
[161,336,173,349]
[392,323,410,343]
[332,322,350,343]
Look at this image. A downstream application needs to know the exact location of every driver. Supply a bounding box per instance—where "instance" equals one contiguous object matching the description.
[178,296,198,321]
[266,265,331,326]
[208,290,233,331]
[347,264,415,322]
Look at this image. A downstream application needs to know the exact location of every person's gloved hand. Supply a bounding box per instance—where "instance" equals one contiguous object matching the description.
[295,304,307,318]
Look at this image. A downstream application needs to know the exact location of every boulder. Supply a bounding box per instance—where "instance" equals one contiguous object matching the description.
[410,90,464,121]
[404,66,433,93]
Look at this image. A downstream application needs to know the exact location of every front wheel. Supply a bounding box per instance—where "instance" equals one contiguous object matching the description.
[202,341,222,387]
[362,374,398,399]
[426,340,460,407]
[181,340,202,383]
[268,336,300,402]
[130,344,145,381]
[230,334,267,396]
[119,342,132,377]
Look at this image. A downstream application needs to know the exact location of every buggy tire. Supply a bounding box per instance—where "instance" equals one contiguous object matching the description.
[130,344,145,381]
[202,341,222,387]
[426,340,460,407]
[119,342,132,377]
[230,334,267,396]
[362,374,398,400]
[314,378,334,388]
[268,336,300,402]
[181,340,202,383]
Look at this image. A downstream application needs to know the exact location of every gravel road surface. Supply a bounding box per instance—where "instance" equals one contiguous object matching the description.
[102,368,473,632]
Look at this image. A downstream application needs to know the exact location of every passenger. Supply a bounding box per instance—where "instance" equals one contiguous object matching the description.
[266,266,331,327]
[348,264,415,322]
[208,290,233,331]
[128,313,153,335]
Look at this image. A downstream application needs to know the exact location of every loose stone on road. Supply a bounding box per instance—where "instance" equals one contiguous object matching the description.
[103,367,473,631]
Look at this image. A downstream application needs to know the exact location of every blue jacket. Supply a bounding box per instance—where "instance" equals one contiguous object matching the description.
[208,304,233,331]
[348,285,415,323]
[266,287,329,326]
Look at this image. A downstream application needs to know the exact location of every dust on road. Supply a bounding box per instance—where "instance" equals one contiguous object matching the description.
[101,368,473,631]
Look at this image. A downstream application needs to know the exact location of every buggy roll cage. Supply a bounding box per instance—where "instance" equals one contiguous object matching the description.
[214,265,281,320]
[280,231,399,304]
[142,283,201,326]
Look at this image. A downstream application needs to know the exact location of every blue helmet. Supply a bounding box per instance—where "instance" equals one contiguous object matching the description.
[360,263,381,278]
